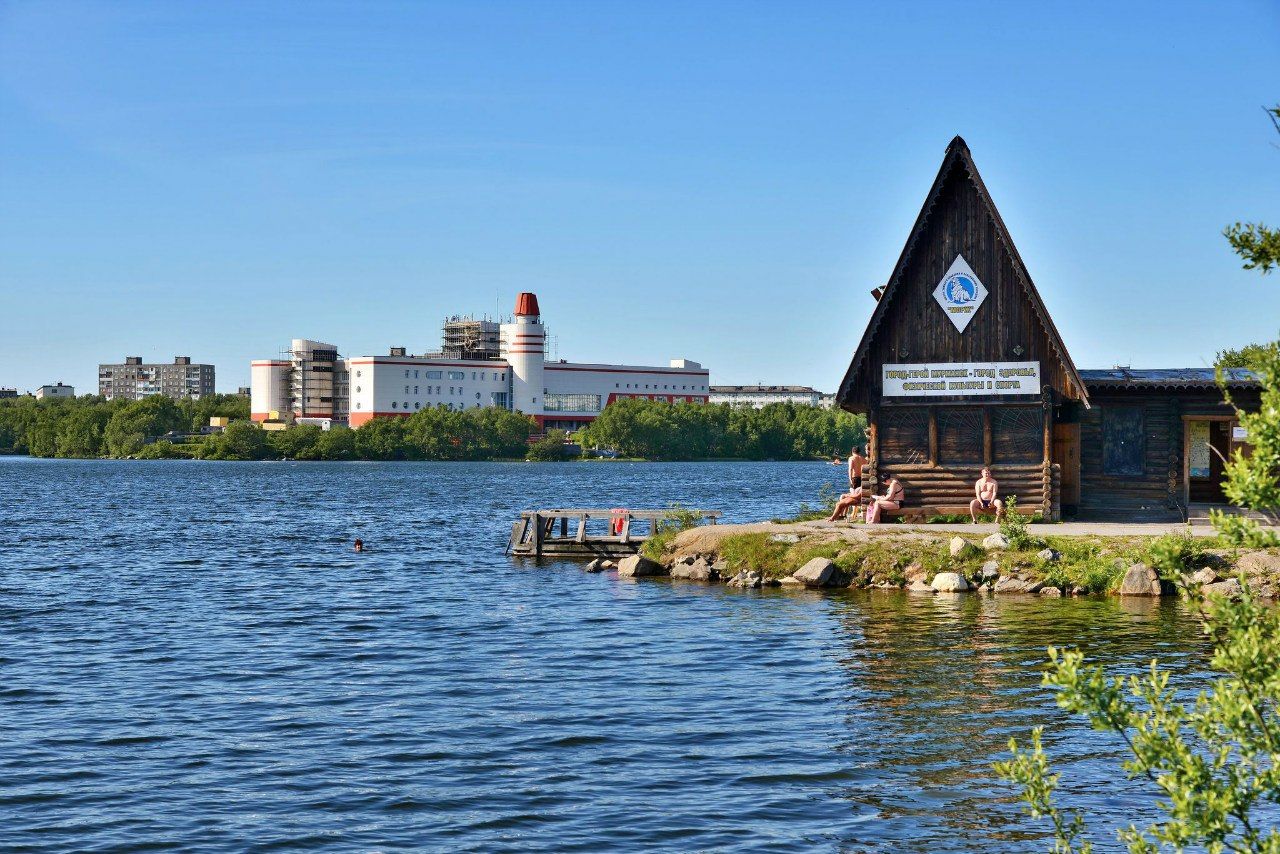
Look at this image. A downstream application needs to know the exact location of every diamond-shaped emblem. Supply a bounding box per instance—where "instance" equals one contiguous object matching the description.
[932,255,987,333]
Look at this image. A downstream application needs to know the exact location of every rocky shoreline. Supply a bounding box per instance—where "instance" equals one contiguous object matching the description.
[585,521,1280,599]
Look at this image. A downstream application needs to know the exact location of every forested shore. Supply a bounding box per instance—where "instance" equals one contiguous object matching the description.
[0,395,867,462]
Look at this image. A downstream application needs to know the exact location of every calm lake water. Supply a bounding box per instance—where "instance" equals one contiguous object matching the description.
[1,458,1211,852]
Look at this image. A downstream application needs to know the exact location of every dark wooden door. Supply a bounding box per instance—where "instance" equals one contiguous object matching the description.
[1053,423,1081,507]
[1102,407,1145,476]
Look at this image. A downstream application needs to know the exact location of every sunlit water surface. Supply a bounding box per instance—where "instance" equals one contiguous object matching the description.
[1,459,1214,851]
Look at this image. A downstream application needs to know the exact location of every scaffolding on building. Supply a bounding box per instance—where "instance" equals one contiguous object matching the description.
[434,316,505,361]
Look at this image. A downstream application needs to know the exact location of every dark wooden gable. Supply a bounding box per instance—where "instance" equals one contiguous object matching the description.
[836,136,1086,412]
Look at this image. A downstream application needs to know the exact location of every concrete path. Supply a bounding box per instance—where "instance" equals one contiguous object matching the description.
[805,520,1220,537]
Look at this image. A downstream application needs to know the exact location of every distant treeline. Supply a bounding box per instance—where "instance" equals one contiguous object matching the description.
[0,395,866,462]
[0,394,250,458]
[578,398,867,460]
[0,395,535,461]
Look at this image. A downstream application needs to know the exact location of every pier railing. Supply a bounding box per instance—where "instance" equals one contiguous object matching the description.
[507,508,721,558]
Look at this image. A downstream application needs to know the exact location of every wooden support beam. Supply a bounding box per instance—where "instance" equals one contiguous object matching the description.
[575,514,587,543]
[928,409,938,466]
[983,407,993,467]
[620,514,632,544]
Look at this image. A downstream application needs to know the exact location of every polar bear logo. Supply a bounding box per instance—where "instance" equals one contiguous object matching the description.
[945,274,977,304]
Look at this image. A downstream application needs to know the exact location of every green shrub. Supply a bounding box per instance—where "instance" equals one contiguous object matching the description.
[526,429,573,462]
[1210,509,1280,548]
[1144,530,1206,579]
[995,578,1280,851]
[1000,497,1044,550]
[640,504,706,560]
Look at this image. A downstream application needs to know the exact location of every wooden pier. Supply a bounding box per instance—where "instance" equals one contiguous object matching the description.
[507,508,721,558]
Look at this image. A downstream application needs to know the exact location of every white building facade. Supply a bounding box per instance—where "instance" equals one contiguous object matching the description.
[708,385,825,408]
[252,293,709,430]
[35,383,75,400]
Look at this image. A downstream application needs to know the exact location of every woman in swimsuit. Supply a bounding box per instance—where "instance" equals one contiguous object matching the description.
[865,471,904,524]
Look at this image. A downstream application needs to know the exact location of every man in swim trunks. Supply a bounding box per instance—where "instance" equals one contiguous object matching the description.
[970,468,1004,522]
[826,445,869,521]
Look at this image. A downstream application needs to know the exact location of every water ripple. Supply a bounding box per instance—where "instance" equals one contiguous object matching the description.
[0,458,1218,851]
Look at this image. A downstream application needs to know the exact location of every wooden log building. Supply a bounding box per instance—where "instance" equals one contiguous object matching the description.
[836,137,1260,522]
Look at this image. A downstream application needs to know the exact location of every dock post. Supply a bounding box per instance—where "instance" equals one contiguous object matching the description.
[620,512,631,544]
[575,513,587,543]
[533,512,543,558]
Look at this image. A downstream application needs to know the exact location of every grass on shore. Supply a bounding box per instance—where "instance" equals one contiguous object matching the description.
[660,528,1246,594]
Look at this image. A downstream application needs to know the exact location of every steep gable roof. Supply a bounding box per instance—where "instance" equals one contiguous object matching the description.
[836,136,1087,408]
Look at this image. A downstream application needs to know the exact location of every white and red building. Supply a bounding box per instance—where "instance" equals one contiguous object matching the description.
[251,293,709,430]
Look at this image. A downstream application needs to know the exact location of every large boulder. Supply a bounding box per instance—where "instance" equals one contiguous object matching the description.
[1204,577,1244,600]
[1040,586,1062,597]
[931,572,970,592]
[1190,567,1221,586]
[1118,562,1162,596]
[671,558,715,581]
[949,537,973,557]
[904,563,928,583]
[1037,548,1061,563]
[1238,552,1280,581]
[617,554,665,578]
[995,575,1044,594]
[907,579,935,594]
[584,558,608,573]
[726,570,762,589]
[982,533,1010,550]
[981,560,1001,580]
[792,557,836,587]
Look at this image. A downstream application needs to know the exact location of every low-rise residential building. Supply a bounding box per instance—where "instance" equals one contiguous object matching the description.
[35,383,75,400]
[99,356,215,401]
[0,388,17,399]
[709,385,825,408]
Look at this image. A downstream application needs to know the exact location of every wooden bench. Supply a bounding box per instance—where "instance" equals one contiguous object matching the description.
[880,504,1040,523]
[834,503,1041,523]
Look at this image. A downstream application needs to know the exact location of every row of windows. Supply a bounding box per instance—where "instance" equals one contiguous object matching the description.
[544,393,602,413]
[352,369,507,382]
[614,382,707,391]
[353,401,490,412]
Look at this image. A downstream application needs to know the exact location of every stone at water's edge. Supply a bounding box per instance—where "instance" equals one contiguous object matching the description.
[792,557,836,587]
[904,563,927,583]
[982,533,1010,550]
[617,554,665,578]
[907,579,934,593]
[671,558,714,581]
[994,575,1044,594]
[1190,567,1220,586]
[1204,577,1244,600]
[931,572,969,592]
[1040,586,1062,597]
[584,558,607,573]
[981,560,1000,579]
[1118,563,1162,596]
[726,570,762,589]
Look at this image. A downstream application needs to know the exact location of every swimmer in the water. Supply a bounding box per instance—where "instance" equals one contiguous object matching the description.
[354,538,364,552]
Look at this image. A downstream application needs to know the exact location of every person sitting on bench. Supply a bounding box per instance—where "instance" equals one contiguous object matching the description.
[969,468,1004,522]
[865,471,903,524]
[826,445,869,521]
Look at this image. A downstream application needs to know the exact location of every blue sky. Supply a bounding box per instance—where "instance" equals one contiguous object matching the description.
[1,1,1278,394]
